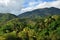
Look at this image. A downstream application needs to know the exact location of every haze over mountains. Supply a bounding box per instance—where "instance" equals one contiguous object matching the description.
[0,7,60,18]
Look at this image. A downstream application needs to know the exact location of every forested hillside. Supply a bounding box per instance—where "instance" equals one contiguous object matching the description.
[0,7,60,40]
[0,13,17,26]
[0,15,60,40]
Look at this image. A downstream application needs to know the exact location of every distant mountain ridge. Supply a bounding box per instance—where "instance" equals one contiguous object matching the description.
[0,7,60,19]
[18,7,60,18]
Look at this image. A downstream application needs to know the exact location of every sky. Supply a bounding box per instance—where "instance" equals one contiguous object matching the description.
[0,0,60,15]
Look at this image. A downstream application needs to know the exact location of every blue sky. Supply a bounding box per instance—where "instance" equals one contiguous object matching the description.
[0,0,60,15]
[23,0,55,8]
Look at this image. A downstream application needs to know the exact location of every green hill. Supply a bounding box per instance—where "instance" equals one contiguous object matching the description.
[18,7,60,18]
[0,7,60,40]
[0,13,17,26]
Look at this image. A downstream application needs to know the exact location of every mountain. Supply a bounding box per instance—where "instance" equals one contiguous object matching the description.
[18,7,60,18]
[0,13,17,25]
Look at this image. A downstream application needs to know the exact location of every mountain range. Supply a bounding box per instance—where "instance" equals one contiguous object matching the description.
[18,7,60,18]
[0,7,60,19]
[0,7,60,40]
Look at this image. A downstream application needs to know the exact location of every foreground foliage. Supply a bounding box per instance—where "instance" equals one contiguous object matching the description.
[0,15,60,40]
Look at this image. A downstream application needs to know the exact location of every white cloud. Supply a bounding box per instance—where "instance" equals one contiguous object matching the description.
[28,1,42,7]
[36,1,60,8]
[0,0,60,15]
[21,7,36,13]
[0,0,10,5]
[29,2,38,7]
[21,0,60,13]
[0,0,23,15]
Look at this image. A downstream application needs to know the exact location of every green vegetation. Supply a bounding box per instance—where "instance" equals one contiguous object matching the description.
[0,13,17,27]
[18,7,60,18]
[0,14,60,40]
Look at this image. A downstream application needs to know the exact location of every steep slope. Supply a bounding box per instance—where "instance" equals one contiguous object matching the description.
[0,13,17,25]
[18,7,60,18]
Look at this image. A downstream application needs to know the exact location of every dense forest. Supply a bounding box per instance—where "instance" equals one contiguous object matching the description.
[0,14,60,40]
[0,7,60,40]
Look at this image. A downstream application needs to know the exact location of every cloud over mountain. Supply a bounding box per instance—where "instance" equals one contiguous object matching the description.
[21,0,60,13]
[0,0,60,15]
